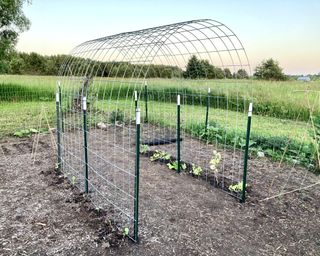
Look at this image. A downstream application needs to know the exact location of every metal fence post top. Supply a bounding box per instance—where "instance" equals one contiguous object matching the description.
[82,97,87,111]
[248,102,253,116]
[136,108,141,124]
[177,94,180,105]
[208,88,211,93]
[56,92,59,103]
[134,90,137,101]
[144,81,147,86]
[57,80,61,87]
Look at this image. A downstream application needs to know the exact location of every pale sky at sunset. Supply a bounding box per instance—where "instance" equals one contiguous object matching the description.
[16,0,320,75]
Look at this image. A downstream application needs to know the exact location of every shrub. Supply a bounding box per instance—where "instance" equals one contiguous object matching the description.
[109,109,124,123]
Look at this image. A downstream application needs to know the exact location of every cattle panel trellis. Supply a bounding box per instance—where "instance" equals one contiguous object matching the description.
[55,19,252,242]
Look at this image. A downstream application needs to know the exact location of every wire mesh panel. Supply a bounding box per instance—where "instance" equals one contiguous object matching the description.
[56,19,252,240]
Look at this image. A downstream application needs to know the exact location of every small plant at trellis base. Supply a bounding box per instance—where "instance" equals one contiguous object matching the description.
[141,144,150,154]
[191,164,203,176]
[71,175,77,186]
[209,150,222,174]
[123,227,129,237]
[167,161,186,171]
[229,181,246,193]
[150,150,171,162]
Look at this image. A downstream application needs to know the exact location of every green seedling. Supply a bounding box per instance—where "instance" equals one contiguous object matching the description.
[141,144,149,154]
[229,181,246,193]
[71,175,77,186]
[123,227,129,236]
[209,150,222,173]
[150,150,171,161]
[192,164,203,176]
[167,161,186,171]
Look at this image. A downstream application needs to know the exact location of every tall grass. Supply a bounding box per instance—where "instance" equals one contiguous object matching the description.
[1,75,319,121]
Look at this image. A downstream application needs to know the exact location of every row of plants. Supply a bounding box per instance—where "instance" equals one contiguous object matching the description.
[141,146,245,195]
[187,121,319,173]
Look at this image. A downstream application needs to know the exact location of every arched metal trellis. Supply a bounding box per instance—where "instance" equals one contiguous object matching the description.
[56,19,252,242]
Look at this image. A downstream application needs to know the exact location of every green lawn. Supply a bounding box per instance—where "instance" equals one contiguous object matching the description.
[95,99,312,145]
[0,101,55,138]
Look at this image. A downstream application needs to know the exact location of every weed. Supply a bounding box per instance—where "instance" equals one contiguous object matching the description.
[13,128,38,137]
[109,109,124,123]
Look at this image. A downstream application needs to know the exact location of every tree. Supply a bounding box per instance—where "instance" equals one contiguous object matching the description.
[254,59,287,81]
[236,69,249,79]
[184,55,204,79]
[0,0,30,73]
[224,68,232,79]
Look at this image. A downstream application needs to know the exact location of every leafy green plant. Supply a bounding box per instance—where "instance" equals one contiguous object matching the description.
[192,164,203,176]
[209,150,222,173]
[150,150,171,161]
[229,181,246,193]
[109,109,124,123]
[71,175,77,186]
[167,161,186,171]
[123,227,129,236]
[13,128,38,138]
[141,144,150,154]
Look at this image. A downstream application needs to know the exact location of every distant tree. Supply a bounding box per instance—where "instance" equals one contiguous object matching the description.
[184,55,226,79]
[236,69,249,79]
[184,55,203,79]
[254,59,287,81]
[8,54,25,74]
[224,68,232,79]
[0,0,31,73]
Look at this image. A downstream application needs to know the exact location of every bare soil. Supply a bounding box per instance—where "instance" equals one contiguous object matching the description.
[0,133,319,255]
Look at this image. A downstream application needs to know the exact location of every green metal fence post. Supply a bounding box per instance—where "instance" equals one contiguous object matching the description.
[177,94,181,173]
[58,82,64,133]
[144,82,148,122]
[134,108,141,242]
[241,102,253,203]
[134,90,138,110]
[205,88,210,132]
[56,92,61,169]
[82,96,89,194]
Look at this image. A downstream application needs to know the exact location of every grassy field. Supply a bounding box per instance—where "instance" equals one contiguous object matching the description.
[0,74,318,170]
[1,75,320,121]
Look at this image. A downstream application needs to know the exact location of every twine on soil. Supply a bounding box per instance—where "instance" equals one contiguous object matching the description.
[260,181,320,202]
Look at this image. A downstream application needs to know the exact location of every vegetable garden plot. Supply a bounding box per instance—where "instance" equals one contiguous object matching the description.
[55,19,319,243]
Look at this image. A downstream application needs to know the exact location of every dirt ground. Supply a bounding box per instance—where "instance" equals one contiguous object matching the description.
[0,134,319,255]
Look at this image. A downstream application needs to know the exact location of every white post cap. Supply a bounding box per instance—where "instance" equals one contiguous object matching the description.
[83,97,87,111]
[248,102,253,117]
[136,108,141,124]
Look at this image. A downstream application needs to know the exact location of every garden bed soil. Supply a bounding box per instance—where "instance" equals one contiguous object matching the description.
[0,131,319,255]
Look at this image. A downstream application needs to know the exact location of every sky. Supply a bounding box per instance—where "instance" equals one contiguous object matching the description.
[16,0,320,75]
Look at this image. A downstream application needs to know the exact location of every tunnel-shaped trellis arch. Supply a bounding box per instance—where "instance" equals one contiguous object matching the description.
[56,19,251,241]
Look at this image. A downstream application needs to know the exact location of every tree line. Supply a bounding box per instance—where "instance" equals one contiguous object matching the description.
[1,52,251,79]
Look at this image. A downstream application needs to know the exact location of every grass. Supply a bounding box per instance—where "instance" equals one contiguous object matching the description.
[94,99,312,144]
[1,75,320,121]
[0,101,55,139]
